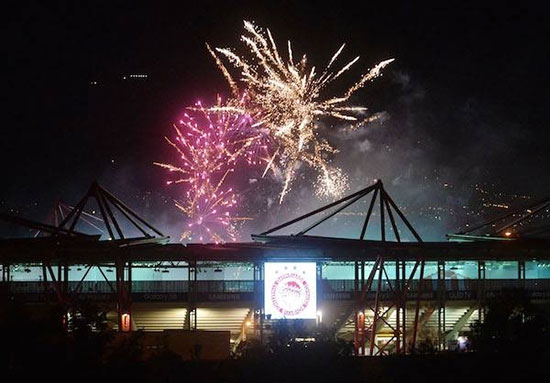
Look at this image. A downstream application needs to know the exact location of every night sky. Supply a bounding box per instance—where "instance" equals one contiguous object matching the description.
[4,1,549,240]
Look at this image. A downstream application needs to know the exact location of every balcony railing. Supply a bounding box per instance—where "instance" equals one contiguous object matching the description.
[5,279,550,295]
[322,279,550,292]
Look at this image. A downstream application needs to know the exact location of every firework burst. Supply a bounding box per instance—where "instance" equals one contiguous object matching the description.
[315,166,349,200]
[207,20,394,203]
[176,175,238,243]
[155,101,268,243]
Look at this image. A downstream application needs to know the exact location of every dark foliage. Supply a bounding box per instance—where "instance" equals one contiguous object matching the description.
[2,292,550,383]
[470,289,550,353]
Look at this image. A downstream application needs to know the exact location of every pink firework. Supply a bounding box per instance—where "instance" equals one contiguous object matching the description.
[155,101,270,243]
[177,179,237,243]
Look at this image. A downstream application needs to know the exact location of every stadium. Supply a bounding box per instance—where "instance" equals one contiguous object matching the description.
[1,180,549,357]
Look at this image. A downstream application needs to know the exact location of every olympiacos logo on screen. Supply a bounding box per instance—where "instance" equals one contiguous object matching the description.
[264,262,317,319]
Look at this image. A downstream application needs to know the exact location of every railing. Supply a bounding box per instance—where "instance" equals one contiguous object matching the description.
[5,280,257,294]
[322,279,550,292]
[5,279,550,295]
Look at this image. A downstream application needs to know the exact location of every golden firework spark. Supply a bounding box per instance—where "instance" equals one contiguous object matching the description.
[208,21,394,202]
[315,166,350,200]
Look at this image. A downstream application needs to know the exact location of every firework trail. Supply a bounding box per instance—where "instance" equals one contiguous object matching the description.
[207,21,394,203]
[155,101,269,243]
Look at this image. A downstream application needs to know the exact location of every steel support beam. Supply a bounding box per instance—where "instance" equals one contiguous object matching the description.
[186,260,197,330]
[437,261,446,350]
[478,261,486,323]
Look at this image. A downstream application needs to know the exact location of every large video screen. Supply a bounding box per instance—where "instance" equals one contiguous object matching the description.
[264,262,317,319]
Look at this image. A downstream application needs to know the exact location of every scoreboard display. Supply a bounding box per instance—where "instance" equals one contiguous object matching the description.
[264,262,317,319]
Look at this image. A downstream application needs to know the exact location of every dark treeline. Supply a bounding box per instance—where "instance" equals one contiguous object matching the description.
[2,290,549,383]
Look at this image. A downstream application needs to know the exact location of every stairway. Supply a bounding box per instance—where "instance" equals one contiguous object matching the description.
[463,309,480,331]
[195,308,250,336]
[132,304,187,331]
[423,305,473,333]
[405,306,435,334]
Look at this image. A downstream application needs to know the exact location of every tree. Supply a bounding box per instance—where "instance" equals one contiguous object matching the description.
[470,289,550,353]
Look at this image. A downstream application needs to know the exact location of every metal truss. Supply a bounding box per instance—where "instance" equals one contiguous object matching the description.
[52,182,168,331]
[1,181,167,332]
[449,195,550,241]
[259,180,425,355]
[52,181,164,240]
[34,199,105,237]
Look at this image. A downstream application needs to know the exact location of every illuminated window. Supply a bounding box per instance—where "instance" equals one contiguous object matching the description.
[485,261,518,279]
[525,261,550,279]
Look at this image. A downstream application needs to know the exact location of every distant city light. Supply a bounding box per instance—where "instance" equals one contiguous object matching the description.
[122,74,148,80]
